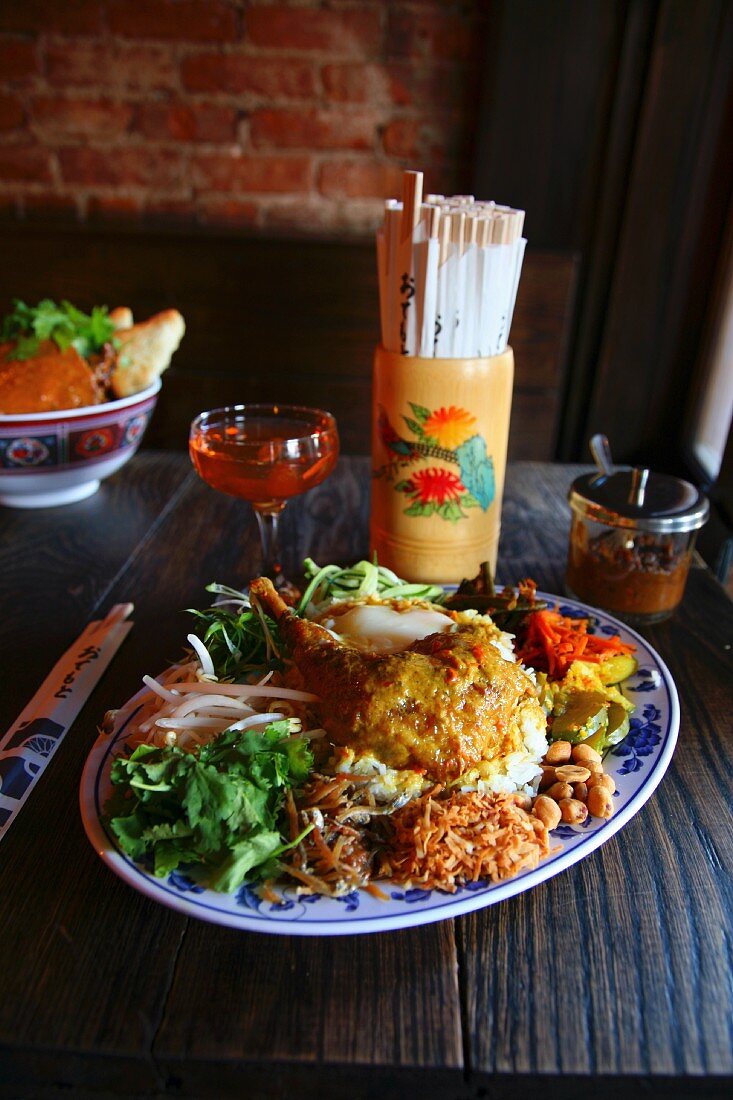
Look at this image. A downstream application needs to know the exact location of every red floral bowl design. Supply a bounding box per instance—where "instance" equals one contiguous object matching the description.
[0,380,160,508]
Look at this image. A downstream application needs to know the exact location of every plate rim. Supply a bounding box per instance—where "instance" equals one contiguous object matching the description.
[79,591,680,935]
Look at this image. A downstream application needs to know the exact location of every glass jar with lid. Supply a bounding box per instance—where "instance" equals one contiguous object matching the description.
[566,466,709,624]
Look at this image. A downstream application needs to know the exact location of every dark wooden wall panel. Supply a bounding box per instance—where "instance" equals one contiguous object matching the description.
[0,225,576,458]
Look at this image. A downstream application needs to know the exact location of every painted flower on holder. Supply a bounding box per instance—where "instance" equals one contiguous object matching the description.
[405,467,466,506]
[373,400,494,523]
[423,406,477,450]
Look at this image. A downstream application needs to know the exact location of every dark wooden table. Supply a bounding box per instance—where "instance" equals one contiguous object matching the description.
[1,454,731,1100]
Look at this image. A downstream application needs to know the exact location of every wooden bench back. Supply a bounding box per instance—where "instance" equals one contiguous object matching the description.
[0,226,576,459]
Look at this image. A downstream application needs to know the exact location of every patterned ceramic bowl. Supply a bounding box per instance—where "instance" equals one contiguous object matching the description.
[0,380,160,508]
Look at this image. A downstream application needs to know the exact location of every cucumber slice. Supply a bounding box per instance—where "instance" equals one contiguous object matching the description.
[585,702,631,754]
[550,690,609,743]
[598,653,638,685]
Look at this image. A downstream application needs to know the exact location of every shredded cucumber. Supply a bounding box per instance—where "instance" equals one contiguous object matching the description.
[297,558,445,614]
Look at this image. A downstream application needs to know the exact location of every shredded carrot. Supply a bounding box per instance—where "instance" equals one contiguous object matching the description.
[516,608,635,679]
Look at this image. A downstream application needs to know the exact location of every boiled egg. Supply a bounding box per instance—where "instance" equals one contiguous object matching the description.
[319,603,454,654]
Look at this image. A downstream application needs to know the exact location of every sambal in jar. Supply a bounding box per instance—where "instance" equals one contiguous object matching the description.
[566,467,709,624]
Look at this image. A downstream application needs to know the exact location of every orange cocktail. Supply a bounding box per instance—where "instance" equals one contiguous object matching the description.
[190,404,339,583]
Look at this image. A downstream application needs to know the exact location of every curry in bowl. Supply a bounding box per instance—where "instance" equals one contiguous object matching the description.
[0,299,185,414]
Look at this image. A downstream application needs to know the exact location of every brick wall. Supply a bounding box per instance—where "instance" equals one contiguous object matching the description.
[0,1,488,236]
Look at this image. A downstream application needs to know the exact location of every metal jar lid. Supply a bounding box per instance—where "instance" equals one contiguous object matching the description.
[568,467,710,534]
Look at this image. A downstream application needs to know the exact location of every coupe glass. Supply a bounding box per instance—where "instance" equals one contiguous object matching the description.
[190,404,339,586]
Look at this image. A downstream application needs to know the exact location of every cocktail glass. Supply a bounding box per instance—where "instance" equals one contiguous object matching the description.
[190,404,339,586]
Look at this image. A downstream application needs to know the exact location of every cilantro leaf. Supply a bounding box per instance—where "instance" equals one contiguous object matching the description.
[1,298,115,361]
[104,722,313,894]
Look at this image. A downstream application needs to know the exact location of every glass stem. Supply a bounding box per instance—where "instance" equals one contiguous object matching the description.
[254,506,284,585]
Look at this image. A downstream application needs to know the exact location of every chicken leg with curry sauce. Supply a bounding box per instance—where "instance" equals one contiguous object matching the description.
[250,577,546,783]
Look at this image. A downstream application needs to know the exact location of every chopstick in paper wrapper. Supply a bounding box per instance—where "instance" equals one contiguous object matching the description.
[376,170,527,358]
[0,604,134,841]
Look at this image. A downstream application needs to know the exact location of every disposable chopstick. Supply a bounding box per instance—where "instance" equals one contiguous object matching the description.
[384,202,403,353]
[434,214,452,357]
[401,170,423,243]
[488,213,516,354]
[396,171,423,355]
[376,171,527,359]
[504,231,527,355]
[461,213,479,357]
[0,605,134,843]
[416,204,441,357]
[447,209,466,356]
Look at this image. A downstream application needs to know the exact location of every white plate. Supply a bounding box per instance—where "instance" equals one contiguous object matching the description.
[80,592,679,935]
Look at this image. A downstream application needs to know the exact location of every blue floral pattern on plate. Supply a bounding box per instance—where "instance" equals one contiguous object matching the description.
[611,704,662,774]
[80,590,680,935]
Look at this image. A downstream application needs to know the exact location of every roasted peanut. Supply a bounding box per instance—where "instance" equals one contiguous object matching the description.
[587,772,615,793]
[586,761,604,776]
[533,794,562,830]
[587,786,614,819]
[544,740,572,765]
[573,781,589,802]
[539,765,556,791]
[559,797,589,825]
[571,743,602,766]
[546,781,573,802]
[554,764,591,784]
[510,792,532,811]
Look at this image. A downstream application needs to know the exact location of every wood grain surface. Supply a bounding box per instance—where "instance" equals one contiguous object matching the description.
[0,455,731,1100]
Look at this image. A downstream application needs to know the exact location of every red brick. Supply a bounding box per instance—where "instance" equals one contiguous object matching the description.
[0,1,102,35]
[191,153,311,193]
[32,97,134,137]
[318,160,404,200]
[58,146,184,188]
[46,42,178,91]
[261,200,333,234]
[136,102,237,143]
[199,196,259,227]
[386,62,479,111]
[108,1,237,43]
[247,6,381,58]
[387,9,479,63]
[262,198,380,237]
[181,53,316,98]
[0,38,39,82]
[251,108,376,152]
[321,64,392,105]
[321,61,474,111]
[0,93,24,131]
[382,117,461,163]
[0,144,52,183]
